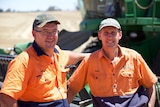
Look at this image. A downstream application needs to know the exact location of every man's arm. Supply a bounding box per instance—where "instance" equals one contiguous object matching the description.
[146,84,156,107]
[0,93,17,107]
[64,50,90,65]
[67,87,77,104]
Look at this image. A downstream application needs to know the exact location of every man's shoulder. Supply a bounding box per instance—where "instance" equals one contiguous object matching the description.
[121,47,140,54]
[14,46,33,62]
[87,49,101,60]
[120,47,142,58]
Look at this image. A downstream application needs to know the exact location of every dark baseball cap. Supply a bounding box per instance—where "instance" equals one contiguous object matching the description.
[99,18,121,31]
[32,13,60,30]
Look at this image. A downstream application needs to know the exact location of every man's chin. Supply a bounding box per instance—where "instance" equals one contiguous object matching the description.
[45,44,54,49]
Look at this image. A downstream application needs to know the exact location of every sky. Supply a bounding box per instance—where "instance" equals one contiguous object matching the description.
[0,0,78,11]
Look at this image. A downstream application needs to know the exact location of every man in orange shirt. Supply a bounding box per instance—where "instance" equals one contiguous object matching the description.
[67,18,158,107]
[0,13,88,107]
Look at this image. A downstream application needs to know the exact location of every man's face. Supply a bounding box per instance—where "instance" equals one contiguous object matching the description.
[98,26,122,49]
[32,22,59,51]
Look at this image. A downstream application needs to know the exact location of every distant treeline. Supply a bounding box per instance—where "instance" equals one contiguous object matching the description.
[0,5,79,12]
[0,6,61,12]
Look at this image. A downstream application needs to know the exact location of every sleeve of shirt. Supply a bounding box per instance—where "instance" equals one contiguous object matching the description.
[68,57,88,93]
[55,45,69,66]
[0,52,29,100]
[138,54,158,88]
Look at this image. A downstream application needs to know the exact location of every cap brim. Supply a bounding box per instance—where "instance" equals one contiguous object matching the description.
[99,24,121,31]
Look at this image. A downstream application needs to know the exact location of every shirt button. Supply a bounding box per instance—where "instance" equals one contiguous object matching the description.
[113,84,117,93]
[113,84,117,88]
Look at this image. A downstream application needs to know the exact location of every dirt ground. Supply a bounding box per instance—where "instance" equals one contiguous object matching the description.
[0,11,82,49]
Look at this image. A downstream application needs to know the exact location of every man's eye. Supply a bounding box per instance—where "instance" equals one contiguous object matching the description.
[104,33,108,35]
[111,32,115,35]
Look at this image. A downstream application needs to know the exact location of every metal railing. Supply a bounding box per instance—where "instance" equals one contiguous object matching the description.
[0,54,15,82]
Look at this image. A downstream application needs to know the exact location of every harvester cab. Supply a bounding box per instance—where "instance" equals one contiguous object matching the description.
[78,0,160,69]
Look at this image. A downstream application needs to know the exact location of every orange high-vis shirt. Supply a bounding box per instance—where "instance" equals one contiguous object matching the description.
[68,47,157,97]
[1,45,69,102]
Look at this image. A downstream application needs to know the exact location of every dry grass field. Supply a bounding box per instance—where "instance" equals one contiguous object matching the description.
[0,11,82,49]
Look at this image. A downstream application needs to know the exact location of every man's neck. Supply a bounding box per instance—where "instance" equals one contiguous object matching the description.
[102,47,119,61]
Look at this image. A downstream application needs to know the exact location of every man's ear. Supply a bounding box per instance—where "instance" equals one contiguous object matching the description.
[119,31,122,40]
[98,31,102,40]
[32,30,36,38]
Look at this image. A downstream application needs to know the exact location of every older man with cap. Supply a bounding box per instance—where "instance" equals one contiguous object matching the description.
[67,18,157,107]
[0,13,89,107]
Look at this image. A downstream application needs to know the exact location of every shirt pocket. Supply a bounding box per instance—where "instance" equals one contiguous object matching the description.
[120,71,134,78]
[119,70,135,89]
[90,72,107,92]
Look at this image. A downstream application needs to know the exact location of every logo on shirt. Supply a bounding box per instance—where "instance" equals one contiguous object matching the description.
[123,65,134,70]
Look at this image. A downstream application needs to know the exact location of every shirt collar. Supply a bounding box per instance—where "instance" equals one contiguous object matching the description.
[98,45,124,59]
[33,41,46,56]
[32,41,59,56]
